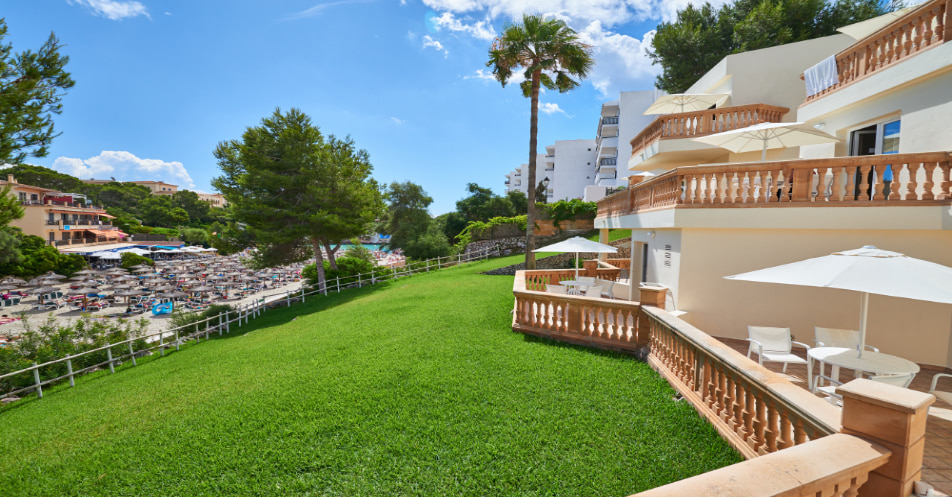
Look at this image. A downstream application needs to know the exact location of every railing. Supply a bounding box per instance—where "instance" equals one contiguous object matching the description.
[596,151,952,218]
[513,271,642,350]
[629,104,789,160]
[45,220,60,226]
[1,246,502,403]
[45,201,104,210]
[599,158,617,166]
[803,0,950,103]
[602,116,619,125]
[641,306,840,459]
[633,434,888,496]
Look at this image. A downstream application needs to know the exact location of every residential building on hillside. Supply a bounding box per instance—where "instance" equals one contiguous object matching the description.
[594,1,952,370]
[2,175,125,248]
[196,192,228,208]
[83,179,179,195]
[505,140,596,202]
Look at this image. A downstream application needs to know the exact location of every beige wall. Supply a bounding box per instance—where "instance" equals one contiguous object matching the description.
[675,228,952,368]
[629,229,683,313]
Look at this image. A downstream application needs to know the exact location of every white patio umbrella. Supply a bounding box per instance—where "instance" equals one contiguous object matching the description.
[692,121,839,161]
[724,246,952,358]
[533,236,618,281]
[643,93,729,115]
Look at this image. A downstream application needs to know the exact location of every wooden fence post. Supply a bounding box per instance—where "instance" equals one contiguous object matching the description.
[32,363,43,399]
[127,342,137,366]
[336,277,340,293]
[301,286,305,303]
[66,355,75,387]
[175,329,180,351]
[219,314,223,336]
[106,348,115,374]
[159,332,165,356]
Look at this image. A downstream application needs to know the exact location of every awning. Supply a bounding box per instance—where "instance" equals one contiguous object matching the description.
[86,229,121,237]
[99,213,117,219]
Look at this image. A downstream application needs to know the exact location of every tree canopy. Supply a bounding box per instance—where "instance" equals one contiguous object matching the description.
[212,107,383,288]
[649,0,892,93]
[380,181,434,253]
[487,14,593,269]
[0,18,75,165]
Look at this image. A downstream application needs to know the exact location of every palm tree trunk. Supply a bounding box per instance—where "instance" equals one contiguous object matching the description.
[525,70,542,270]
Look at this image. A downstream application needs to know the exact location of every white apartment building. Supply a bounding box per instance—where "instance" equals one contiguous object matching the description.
[593,90,666,187]
[505,139,596,202]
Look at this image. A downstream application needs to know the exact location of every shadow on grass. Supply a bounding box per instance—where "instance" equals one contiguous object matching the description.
[519,332,644,363]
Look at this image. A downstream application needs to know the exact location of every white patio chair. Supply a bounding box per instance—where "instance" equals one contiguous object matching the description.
[747,326,810,373]
[584,286,603,297]
[594,278,615,299]
[546,284,567,294]
[577,276,596,286]
[814,327,879,352]
[814,372,916,405]
[930,373,952,406]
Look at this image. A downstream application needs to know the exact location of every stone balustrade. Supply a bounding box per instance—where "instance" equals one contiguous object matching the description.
[629,104,789,160]
[511,271,937,495]
[804,0,949,103]
[596,151,952,219]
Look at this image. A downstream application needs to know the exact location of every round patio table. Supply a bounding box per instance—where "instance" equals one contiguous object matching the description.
[807,347,920,393]
[558,280,589,296]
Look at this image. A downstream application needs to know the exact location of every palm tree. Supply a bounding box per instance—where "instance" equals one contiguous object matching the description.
[487,14,593,269]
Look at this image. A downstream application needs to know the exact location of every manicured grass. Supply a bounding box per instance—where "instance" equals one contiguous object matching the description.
[0,256,740,496]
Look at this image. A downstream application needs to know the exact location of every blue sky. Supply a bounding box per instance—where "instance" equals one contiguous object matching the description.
[3,0,696,214]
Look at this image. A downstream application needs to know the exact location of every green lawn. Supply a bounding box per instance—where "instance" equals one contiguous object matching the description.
[0,255,740,496]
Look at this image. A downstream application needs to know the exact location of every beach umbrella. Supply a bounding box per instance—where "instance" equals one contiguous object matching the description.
[643,93,729,115]
[74,269,102,276]
[724,246,952,358]
[0,284,20,292]
[33,286,60,295]
[0,277,27,286]
[69,287,100,296]
[691,121,839,161]
[533,236,618,281]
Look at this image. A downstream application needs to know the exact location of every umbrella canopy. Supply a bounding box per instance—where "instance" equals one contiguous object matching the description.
[69,287,100,296]
[724,246,952,357]
[0,277,27,285]
[33,286,61,294]
[74,269,102,275]
[692,121,838,161]
[643,93,728,115]
[533,236,618,281]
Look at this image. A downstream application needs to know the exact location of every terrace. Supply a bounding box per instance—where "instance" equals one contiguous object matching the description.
[513,269,951,494]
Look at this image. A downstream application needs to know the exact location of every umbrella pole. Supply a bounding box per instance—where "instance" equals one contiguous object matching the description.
[761,140,767,161]
[858,292,869,358]
[575,251,580,281]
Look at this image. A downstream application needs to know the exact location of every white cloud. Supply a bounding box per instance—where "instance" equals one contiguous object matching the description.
[577,21,659,97]
[431,12,497,41]
[52,151,196,189]
[400,0,407,4]
[464,68,528,87]
[68,0,149,20]
[391,117,406,125]
[407,30,417,40]
[422,35,449,57]
[539,102,567,116]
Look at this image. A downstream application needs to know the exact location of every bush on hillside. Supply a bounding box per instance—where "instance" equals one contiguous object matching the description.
[343,240,375,265]
[0,234,86,278]
[0,315,149,393]
[169,304,237,333]
[302,256,379,288]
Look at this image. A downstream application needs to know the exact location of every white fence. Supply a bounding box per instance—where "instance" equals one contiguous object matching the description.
[0,246,501,402]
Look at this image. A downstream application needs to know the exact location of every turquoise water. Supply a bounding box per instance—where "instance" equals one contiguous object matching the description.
[340,244,388,253]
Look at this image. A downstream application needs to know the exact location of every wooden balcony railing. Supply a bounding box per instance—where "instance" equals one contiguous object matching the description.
[804,0,950,103]
[629,104,789,160]
[596,151,952,219]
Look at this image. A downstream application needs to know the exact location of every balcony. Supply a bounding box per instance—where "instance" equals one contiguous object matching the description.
[597,151,952,221]
[629,104,789,170]
[599,158,617,166]
[602,116,619,125]
[45,220,60,226]
[802,0,949,104]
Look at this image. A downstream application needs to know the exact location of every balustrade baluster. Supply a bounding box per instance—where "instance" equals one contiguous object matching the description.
[793,418,807,445]
[923,161,937,200]
[731,382,746,434]
[764,404,780,454]
[889,163,904,201]
[857,165,872,201]
[815,167,829,202]
[751,393,767,452]
[924,10,935,45]
[778,411,794,449]
[742,388,755,442]
[872,165,887,201]
[914,15,925,50]
[941,161,951,199]
[905,162,921,200]
[719,372,733,423]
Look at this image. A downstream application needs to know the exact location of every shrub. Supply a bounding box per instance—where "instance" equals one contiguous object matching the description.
[0,315,149,394]
[454,215,527,249]
[343,240,375,265]
[169,304,236,333]
[543,199,597,229]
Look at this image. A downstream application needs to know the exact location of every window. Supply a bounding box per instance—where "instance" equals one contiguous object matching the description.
[849,118,900,198]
